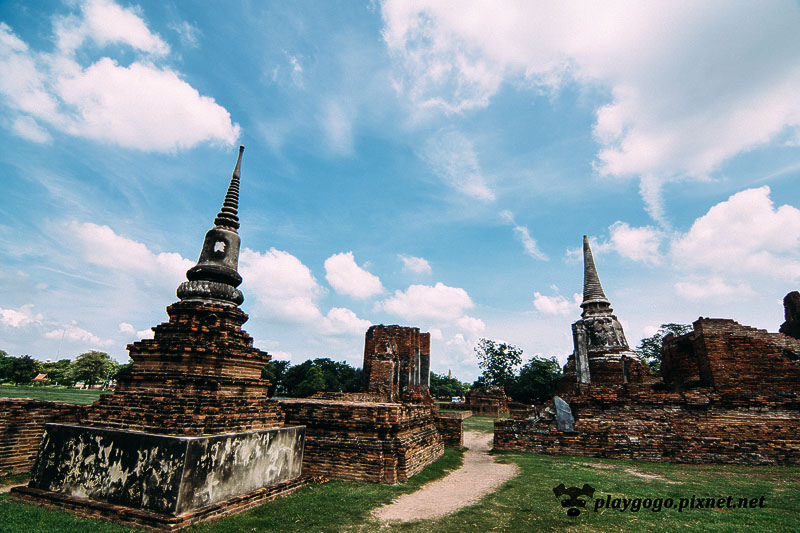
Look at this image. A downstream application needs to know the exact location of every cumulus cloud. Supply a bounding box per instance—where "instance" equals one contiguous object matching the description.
[670,186,800,279]
[324,252,384,299]
[379,282,474,323]
[593,221,664,264]
[44,323,114,347]
[70,221,193,288]
[240,247,325,324]
[423,130,495,201]
[381,1,800,221]
[0,304,43,328]
[533,292,581,316]
[399,254,432,274]
[321,307,373,336]
[118,322,153,339]
[0,1,239,151]
[674,277,755,301]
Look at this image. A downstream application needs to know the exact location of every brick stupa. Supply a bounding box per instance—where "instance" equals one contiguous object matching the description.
[13,147,306,530]
[561,236,649,389]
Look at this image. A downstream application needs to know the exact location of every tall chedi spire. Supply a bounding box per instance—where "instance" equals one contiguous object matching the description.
[580,235,611,317]
[177,146,245,306]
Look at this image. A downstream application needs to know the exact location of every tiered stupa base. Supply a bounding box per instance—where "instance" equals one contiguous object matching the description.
[12,301,305,530]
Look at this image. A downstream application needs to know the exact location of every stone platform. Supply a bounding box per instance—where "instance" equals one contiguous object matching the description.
[24,423,304,513]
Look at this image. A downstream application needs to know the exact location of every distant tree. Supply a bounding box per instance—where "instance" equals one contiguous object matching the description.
[295,366,326,397]
[261,360,291,397]
[312,358,362,393]
[282,360,314,397]
[9,355,38,385]
[0,350,12,383]
[635,323,693,373]
[474,338,523,391]
[429,372,467,399]
[40,359,75,386]
[507,356,562,405]
[71,351,116,388]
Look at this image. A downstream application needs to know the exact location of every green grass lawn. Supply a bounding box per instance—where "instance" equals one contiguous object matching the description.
[0,385,111,405]
[1,440,797,532]
[462,415,500,434]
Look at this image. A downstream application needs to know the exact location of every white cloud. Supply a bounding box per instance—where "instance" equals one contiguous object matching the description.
[70,221,193,287]
[0,304,43,328]
[379,282,474,323]
[595,221,664,264]
[533,292,581,316]
[0,3,239,151]
[423,130,495,201]
[240,247,325,324]
[670,187,800,279]
[399,254,432,274]
[12,116,52,143]
[169,20,201,48]
[321,307,372,336]
[456,315,486,337]
[500,210,547,260]
[44,323,114,347]
[269,350,293,362]
[382,1,800,221]
[674,277,754,301]
[118,322,153,339]
[324,252,383,299]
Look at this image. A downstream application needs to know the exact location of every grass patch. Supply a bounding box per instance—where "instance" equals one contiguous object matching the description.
[0,473,29,487]
[0,386,111,405]
[462,415,497,434]
[2,448,798,533]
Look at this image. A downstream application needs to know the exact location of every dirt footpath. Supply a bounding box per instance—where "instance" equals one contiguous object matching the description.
[373,430,519,522]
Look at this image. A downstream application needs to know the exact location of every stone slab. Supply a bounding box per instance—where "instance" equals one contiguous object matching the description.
[28,423,304,515]
[553,396,575,432]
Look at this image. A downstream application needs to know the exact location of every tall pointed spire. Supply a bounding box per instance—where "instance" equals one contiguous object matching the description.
[581,235,610,313]
[213,145,243,230]
[176,146,246,306]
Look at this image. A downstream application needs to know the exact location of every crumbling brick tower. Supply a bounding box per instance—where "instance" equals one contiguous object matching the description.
[13,147,305,530]
[362,325,431,403]
[560,236,649,390]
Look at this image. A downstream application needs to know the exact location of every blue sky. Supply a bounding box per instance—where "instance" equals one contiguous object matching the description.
[1,0,799,381]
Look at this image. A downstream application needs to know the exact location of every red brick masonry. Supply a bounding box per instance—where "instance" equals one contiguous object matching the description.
[495,318,800,465]
[0,399,84,475]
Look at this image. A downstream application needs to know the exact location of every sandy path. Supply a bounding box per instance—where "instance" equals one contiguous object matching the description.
[373,431,519,522]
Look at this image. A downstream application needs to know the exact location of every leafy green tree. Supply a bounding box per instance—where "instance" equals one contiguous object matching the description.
[295,366,326,397]
[312,358,362,393]
[9,355,38,385]
[507,356,562,405]
[70,351,117,388]
[282,360,314,397]
[0,350,12,383]
[429,372,467,399]
[261,360,291,397]
[474,338,523,390]
[39,359,75,386]
[635,323,693,373]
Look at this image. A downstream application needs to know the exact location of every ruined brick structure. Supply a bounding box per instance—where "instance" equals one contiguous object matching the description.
[496,305,800,463]
[467,386,509,417]
[0,399,84,475]
[12,147,306,530]
[779,291,800,340]
[362,325,431,403]
[280,399,443,482]
[277,324,447,483]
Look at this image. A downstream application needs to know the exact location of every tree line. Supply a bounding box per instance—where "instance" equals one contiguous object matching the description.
[0,349,124,388]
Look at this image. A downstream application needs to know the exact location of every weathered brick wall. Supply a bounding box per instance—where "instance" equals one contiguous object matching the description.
[0,399,85,475]
[468,386,508,416]
[280,399,443,483]
[434,411,469,448]
[362,325,431,403]
[663,318,800,393]
[495,389,800,465]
